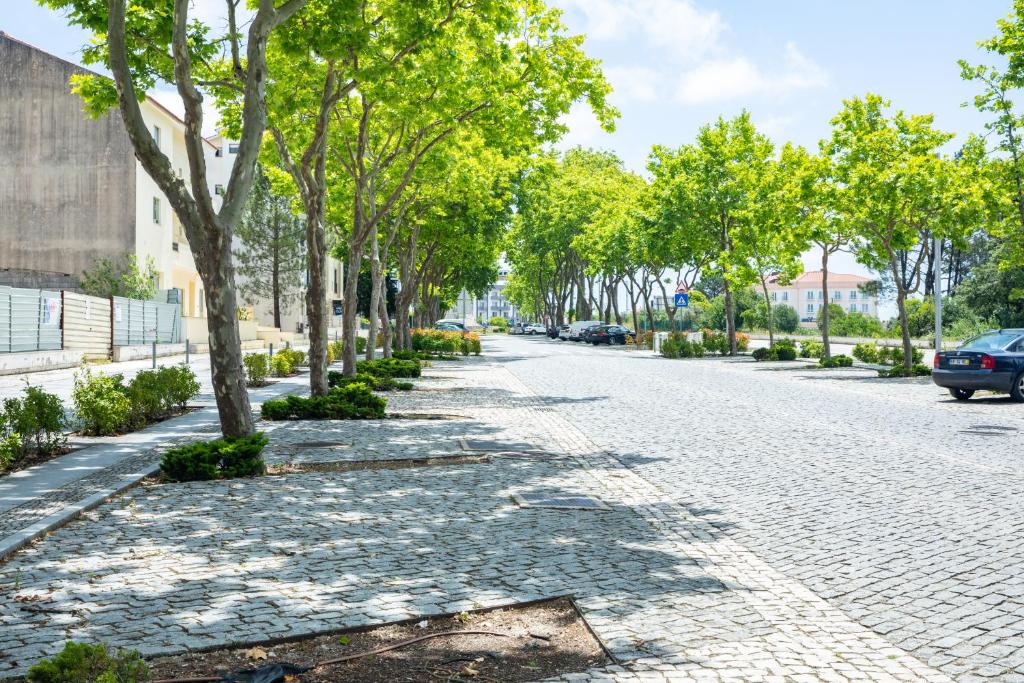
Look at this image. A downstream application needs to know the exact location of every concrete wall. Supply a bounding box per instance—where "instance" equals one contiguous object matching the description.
[0,33,136,286]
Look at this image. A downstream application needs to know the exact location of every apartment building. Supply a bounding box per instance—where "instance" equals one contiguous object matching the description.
[764,270,878,323]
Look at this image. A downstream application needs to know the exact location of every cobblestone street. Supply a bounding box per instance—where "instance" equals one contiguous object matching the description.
[1,336,1021,680]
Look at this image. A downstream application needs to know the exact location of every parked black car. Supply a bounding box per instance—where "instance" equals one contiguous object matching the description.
[933,329,1024,401]
[588,324,635,345]
[579,323,604,343]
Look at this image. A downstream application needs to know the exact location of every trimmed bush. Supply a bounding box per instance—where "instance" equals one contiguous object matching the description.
[357,358,421,378]
[27,641,148,683]
[878,364,932,378]
[776,345,798,361]
[852,342,879,364]
[819,354,854,368]
[244,352,270,386]
[701,329,729,355]
[160,432,268,482]
[328,371,413,391]
[270,352,294,377]
[800,341,825,359]
[752,346,775,361]
[73,368,132,436]
[159,366,200,411]
[329,339,344,363]
[261,383,387,421]
[412,328,462,354]
[735,332,750,352]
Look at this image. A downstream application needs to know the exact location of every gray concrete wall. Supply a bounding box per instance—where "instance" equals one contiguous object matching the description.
[0,33,136,288]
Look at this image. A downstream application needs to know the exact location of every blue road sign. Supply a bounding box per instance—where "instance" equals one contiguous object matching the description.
[674,292,689,308]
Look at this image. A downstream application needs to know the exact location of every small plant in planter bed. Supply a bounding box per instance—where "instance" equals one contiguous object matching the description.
[27,641,148,683]
[328,371,413,391]
[261,383,387,420]
[243,352,271,387]
[356,358,421,378]
[73,365,200,436]
[270,351,295,377]
[0,383,67,474]
[160,432,269,482]
[818,354,854,368]
[878,363,932,378]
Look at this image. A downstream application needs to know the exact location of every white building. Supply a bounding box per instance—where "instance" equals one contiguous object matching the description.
[765,270,879,324]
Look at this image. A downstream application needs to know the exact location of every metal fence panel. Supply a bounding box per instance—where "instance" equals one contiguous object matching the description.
[111,296,181,346]
[63,292,112,357]
[0,286,61,352]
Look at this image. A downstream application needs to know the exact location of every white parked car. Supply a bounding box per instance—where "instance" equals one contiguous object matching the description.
[524,323,546,335]
[567,320,603,341]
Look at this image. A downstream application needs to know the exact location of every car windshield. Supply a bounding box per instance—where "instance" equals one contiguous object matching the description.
[960,332,1020,351]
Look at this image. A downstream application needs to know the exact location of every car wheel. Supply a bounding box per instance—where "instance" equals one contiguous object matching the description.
[948,388,975,401]
[1012,372,1024,402]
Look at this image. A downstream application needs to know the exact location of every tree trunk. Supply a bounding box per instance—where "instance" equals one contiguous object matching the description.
[271,242,282,329]
[820,249,831,360]
[760,277,774,348]
[341,240,363,376]
[895,283,914,368]
[203,264,254,437]
[723,276,737,355]
[378,288,392,358]
[304,202,329,395]
[366,230,381,361]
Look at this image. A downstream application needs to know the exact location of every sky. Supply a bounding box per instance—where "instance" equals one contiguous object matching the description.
[3,0,1014,317]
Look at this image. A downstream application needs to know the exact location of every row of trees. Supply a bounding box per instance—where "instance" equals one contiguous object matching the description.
[46,0,615,437]
[506,3,1024,368]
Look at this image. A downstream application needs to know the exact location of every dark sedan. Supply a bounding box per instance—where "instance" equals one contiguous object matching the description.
[933,329,1024,401]
[588,324,635,345]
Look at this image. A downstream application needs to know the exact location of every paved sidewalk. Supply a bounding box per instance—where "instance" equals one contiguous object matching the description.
[0,373,309,559]
[0,346,952,681]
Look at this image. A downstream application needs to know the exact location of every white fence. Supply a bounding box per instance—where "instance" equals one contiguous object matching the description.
[0,286,62,352]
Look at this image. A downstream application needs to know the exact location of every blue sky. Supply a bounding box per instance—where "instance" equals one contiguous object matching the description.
[3,0,1013,314]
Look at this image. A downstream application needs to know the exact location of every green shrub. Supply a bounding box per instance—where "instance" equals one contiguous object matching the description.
[852,342,880,364]
[328,371,413,391]
[244,352,270,386]
[280,348,306,367]
[26,641,148,683]
[878,364,932,378]
[701,329,729,355]
[773,304,800,333]
[159,366,200,411]
[270,352,294,377]
[160,432,268,482]
[124,370,165,427]
[1,384,66,457]
[800,341,825,359]
[776,345,797,361]
[357,358,421,378]
[73,368,132,436]
[329,340,344,362]
[412,329,461,354]
[752,346,775,361]
[261,383,387,420]
[819,354,853,368]
[355,336,367,354]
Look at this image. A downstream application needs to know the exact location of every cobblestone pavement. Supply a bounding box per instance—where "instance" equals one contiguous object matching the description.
[0,342,954,682]
[501,336,1024,681]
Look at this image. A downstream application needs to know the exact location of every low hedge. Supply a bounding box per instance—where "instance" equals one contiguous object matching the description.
[328,371,413,391]
[160,432,268,482]
[73,365,200,436]
[752,340,798,362]
[878,364,932,378]
[357,358,421,378]
[261,383,387,420]
[819,354,854,368]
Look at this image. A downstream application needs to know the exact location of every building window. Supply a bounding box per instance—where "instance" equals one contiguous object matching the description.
[152,197,161,224]
[771,291,777,301]
[862,303,869,313]
[153,125,161,149]
[850,290,858,300]
[215,147,224,157]
[849,304,857,313]
[833,291,841,300]
[332,268,338,295]
[215,184,225,196]
[807,291,814,300]
[229,143,240,154]
[782,291,789,301]
[807,303,814,313]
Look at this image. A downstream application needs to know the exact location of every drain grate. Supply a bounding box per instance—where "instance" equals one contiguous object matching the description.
[460,438,544,453]
[293,441,351,449]
[513,493,610,510]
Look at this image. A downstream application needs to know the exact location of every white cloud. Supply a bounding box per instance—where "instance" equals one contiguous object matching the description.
[555,102,609,150]
[556,0,724,63]
[675,42,828,105]
[605,66,662,104]
[752,115,795,140]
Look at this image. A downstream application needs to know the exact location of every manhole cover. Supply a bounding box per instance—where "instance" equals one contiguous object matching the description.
[293,441,351,448]
[513,493,610,510]
[969,425,1018,432]
[460,438,544,453]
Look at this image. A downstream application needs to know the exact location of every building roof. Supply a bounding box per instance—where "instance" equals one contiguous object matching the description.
[768,270,873,287]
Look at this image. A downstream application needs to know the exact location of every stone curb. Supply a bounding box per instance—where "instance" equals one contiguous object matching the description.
[0,463,159,561]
